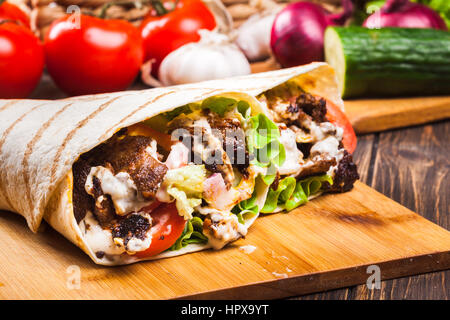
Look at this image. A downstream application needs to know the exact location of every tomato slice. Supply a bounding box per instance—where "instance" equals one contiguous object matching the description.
[325,100,357,154]
[136,202,186,258]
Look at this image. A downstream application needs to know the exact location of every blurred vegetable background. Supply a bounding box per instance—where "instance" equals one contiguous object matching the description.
[0,0,448,98]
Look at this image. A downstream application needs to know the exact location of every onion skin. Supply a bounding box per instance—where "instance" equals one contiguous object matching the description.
[271,2,328,68]
[270,0,353,68]
[363,0,447,30]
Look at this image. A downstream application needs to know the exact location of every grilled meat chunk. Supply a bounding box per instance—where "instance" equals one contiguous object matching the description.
[98,135,168,198]
[263,90,357,193]
[295,93,327,123]
[168,110,250,187]
[297,158,337,180]
[73,158,116,226]
[73,158,95,223]
[203,213,247,250]
[72,133,167,226]
[206,111,251,175]
[323,151,359,193]
[267,92,327,125]
[91,175,117,225]
[111,213,152,250]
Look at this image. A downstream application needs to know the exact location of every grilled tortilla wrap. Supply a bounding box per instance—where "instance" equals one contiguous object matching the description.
[0,62,348,265]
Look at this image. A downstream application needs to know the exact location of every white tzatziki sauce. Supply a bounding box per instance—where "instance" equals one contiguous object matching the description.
[85,166,152,215]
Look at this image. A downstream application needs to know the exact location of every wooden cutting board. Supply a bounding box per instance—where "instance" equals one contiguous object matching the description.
[251,61,450,134]
[0,181,449,299]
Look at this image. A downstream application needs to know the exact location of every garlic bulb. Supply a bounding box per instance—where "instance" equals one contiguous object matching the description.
[235,12,277,62]
[158,30,251,86]
[235,0,282,62]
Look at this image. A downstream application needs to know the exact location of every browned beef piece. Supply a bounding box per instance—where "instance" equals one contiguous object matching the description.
[170,125,233,182]
[266,92,327,125]
[296,158,337,180]
[73,159,116,225]
[72,158,94,223]
[111,214,151,248]
[295,93,327,123]
[96,135,168,199]
[168,110,250,184]
[323,151,359,193]
[207,112,251,175]
[72,134,167,226]
[91,176,117,225]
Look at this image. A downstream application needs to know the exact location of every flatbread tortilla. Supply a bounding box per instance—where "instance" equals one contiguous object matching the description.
[0,62,343,265]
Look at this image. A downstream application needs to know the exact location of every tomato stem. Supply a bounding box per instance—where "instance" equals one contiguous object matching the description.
[0,0,5,6]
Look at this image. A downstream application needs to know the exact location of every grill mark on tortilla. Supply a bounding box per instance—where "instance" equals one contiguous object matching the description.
[0,102,48,211]
[22,102,75,213]
[98,88,220,142]
[0,100,20,114]
[99,90,177,141]
[50,96,124,185]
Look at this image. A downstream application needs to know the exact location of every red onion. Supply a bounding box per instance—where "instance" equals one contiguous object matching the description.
[270,0,353,68]
[363,0,447,30]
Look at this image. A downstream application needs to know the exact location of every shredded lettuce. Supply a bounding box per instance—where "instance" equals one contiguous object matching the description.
[163,97,251,122]
[247,113,286,185]
[163,165,206,220]
[261,175,333,213]
[232,191,259,224]
[169,216,208,251]
[201,97,239,116]
[163,104,193,121]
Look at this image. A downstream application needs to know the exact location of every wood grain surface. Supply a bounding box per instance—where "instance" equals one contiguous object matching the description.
[297,120,450,300]
[0,181,449,299]
[344,97,450,134]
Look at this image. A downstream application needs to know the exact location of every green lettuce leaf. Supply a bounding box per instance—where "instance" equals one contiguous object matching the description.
[247,113,286,185]
[169,216,208,251]
[201,97,239,116]
[163,165,206,220]
[232,191,259,224]
[261,175,333,213]
[163,104,193,121]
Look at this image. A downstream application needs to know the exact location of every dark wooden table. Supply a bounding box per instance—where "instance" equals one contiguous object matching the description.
[295,120,450,300]
[31,74,449,300]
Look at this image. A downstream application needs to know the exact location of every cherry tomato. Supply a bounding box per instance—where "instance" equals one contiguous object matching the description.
[136,202,187,258]
[140,0,216,77]
[326,100,357,154]
[0,2,29,27]
[0,22,44,98]
[44,14,143,96]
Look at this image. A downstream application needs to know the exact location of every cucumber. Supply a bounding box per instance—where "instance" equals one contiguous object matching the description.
[324,26,450,98]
